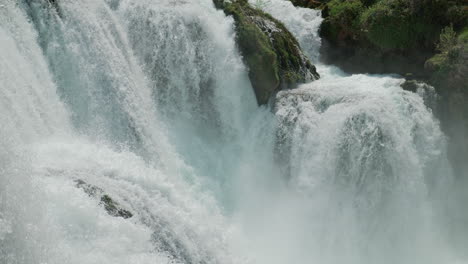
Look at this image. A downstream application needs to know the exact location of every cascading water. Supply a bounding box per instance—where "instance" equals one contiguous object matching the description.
[0,0,465,264]
[1,1,241,263]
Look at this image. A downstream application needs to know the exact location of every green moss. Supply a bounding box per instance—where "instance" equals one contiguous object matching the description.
[216,0,319,104]
[320,0,364,44]
[223,1,279,104]
[327,0,363,28]
[359,0,377,6]
[458,27,468,44]
[328,0,363,19]
[425,53,448,72]
[321,0,464,52]
[359,0,416,50]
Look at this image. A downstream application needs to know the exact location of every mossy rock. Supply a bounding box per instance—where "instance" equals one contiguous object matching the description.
[320,0,364,42]
[359,0,413,50]
[215,0,319,105]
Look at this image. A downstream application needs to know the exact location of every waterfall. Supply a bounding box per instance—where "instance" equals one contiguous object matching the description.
[1,1,242,263]
[0,0,464,263]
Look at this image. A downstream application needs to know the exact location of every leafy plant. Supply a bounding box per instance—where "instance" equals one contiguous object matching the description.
[437,25,458,53]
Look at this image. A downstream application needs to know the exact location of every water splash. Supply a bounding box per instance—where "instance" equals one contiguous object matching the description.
[0,0,464,263]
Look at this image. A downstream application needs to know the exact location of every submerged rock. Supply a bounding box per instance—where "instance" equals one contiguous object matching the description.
[214,0,319,105]
[75,179,133,219]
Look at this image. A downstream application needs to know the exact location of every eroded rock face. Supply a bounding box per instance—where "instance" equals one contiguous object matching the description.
[75,179,133,219]
[214,0,319,105]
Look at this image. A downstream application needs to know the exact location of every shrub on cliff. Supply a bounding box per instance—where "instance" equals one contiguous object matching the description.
[322,0,466,51]
[426,26,468,91]
[359,0,415,50]
[318,0,467,77]
[320,0,364,44]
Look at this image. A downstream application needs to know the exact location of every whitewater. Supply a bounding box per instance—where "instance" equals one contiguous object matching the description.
[0,0,466,263]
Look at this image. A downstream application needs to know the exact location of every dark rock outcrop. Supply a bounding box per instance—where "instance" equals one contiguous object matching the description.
[75,179,133,219]
[289,0,329,9]
[214,0,319,105]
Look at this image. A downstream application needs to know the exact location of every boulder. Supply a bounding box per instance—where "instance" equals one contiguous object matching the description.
[214,0,319,105]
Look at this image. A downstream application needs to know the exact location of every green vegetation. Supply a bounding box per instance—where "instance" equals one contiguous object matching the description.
[224,1,280,104]
[360,0,416,50]
[437,25,458,54]
[426,25,468,92]
[320,0,363,45]
[318,0,466,77]
[327,0,363,21]
[321,0,464,51]
[459,27,468,43]
[297,0,467,179]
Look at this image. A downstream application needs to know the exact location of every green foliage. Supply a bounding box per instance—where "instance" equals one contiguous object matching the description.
[322,0,466,51]
[437,25,458,53]
[426,25,468,92]
[425,53,448,71]
[359,0,416,50]
[320,0,364,42]
[224,1,279,104]
[445,5,468,29]
[327,0,363,26]
[359,0,377,6]
[458,27,468,44]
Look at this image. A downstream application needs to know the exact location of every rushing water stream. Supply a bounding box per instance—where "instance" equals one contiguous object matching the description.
[0,0,465,263]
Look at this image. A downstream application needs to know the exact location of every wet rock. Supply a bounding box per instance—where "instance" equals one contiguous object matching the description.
[401,80,420,93]
[214,0,319,105]
[100,195,133,219]
[75,179,133,219]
